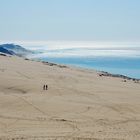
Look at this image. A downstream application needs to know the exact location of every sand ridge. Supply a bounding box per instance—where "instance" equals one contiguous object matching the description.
[0,55,140,140]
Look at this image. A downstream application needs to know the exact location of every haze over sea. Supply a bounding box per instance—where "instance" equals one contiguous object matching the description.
[23,41,140,79]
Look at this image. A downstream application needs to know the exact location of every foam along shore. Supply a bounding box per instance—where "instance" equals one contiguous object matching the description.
[0,54,140,140]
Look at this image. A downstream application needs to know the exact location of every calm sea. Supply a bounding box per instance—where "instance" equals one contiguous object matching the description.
[37,56,140,79]
[27,45,140,79]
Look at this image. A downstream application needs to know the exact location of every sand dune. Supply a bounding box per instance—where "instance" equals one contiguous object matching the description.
[0,55,140,140]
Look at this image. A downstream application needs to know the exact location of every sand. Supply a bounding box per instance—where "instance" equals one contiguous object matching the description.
[0,55,140,140]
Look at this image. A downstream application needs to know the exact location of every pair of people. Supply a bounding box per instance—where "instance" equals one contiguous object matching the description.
[43,85,48,90]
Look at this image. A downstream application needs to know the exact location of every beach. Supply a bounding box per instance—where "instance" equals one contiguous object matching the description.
[27,42,140,79]
[0,54,140,140]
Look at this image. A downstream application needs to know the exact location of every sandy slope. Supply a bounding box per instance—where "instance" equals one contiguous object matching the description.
[0,55,140,140]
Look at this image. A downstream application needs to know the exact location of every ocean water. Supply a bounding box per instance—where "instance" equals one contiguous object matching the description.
[38,56,140,79]
[25,42,140,79]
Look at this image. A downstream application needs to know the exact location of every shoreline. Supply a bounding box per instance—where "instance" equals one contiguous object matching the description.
[30,56,140,81]
[28,53,140,80]
[1,52,140,82]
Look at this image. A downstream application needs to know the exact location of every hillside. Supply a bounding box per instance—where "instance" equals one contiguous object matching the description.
[0,46,15,55]
[0,44,32,56]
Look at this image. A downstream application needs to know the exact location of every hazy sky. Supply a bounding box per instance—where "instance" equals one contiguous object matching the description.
[0,0,140,41]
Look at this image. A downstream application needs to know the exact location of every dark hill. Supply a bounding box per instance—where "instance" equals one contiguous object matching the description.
[0,44,32,56]
[0,47,15,55]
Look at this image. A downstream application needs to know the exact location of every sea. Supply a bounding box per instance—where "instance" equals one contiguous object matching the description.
[25,42,140,79]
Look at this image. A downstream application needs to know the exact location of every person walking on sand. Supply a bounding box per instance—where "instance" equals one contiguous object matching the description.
[43,85,45,90]
[46,85,48,90]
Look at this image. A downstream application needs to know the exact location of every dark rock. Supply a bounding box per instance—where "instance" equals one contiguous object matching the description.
[99,71,140,82]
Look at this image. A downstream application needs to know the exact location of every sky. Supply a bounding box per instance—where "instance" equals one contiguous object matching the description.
[0,0,140,42]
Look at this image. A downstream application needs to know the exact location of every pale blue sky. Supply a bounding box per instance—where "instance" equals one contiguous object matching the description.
[0,0,140,41]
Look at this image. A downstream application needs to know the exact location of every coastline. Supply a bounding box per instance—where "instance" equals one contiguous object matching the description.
[30,55,140,81]
[34,55,140,80]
